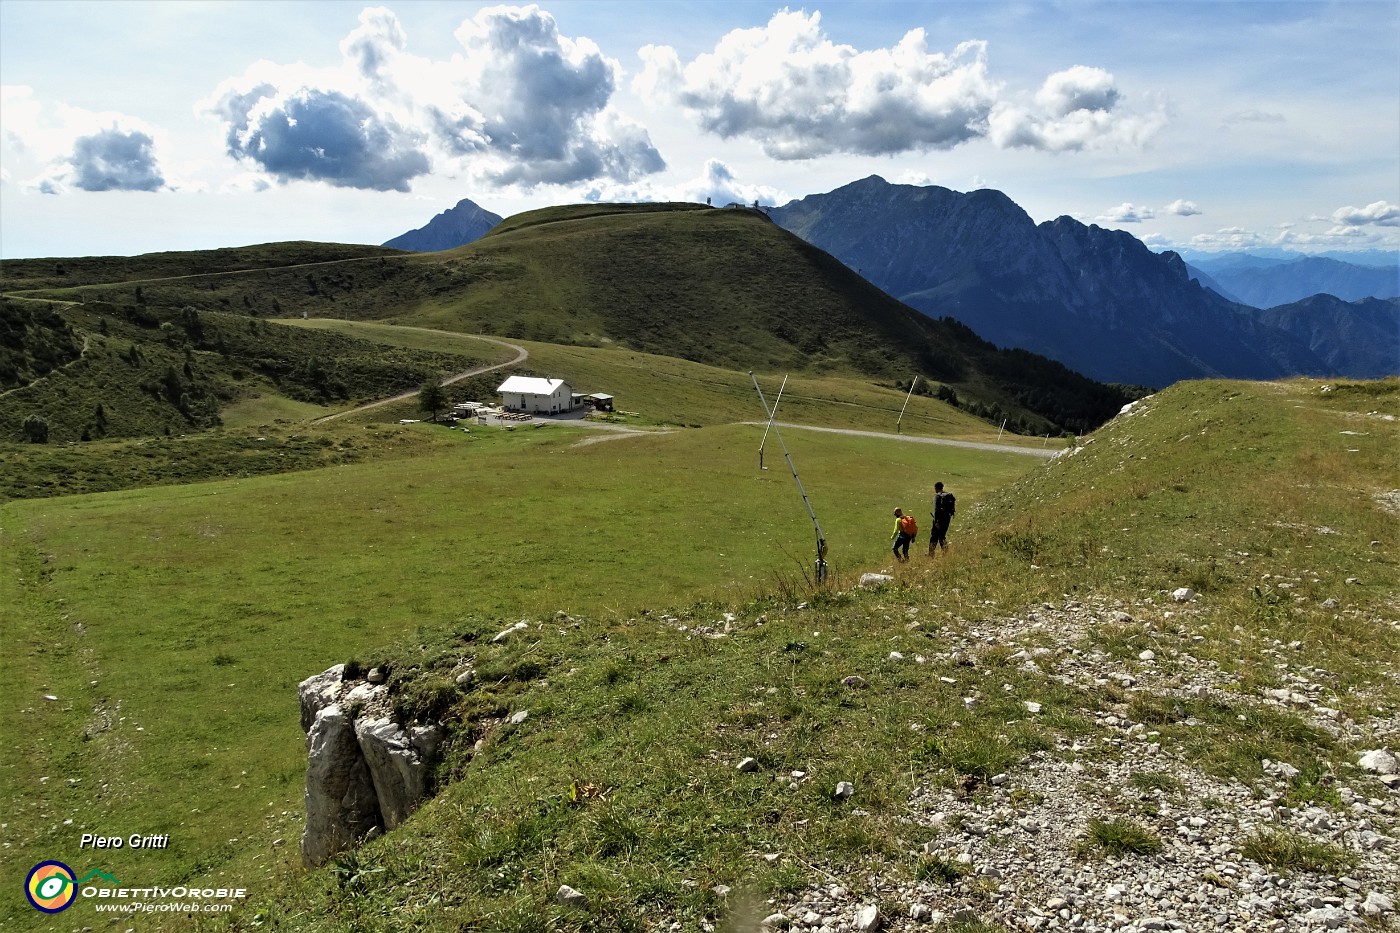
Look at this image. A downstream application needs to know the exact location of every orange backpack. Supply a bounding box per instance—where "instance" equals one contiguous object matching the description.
[898,514,918,536]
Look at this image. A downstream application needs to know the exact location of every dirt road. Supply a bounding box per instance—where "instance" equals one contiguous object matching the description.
[312,336,528,423]
[742,421,1060,458]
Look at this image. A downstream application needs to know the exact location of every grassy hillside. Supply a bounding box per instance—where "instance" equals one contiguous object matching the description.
[198,377,1393,933]
[0,241,404,292]
[0,317,1049,501]
[1,418,1039,931]
[0,298,512,447]
[290,320,1030,439]
[2,376,1394,932]
[4,205,1136,434]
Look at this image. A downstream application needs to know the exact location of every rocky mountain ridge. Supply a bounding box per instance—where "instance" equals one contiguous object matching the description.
[767,176,1397,388]
[383,197,502,252]
[378,182,1398,388]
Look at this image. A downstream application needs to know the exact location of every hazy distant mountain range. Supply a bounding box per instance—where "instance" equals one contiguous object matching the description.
[1184,255,1398,308]
[384,179,1398,387]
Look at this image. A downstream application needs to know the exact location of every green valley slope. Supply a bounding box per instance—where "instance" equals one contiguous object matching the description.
[2,203,1136,436]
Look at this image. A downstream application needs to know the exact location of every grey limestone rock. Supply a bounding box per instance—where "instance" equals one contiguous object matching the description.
[355,717,434,831]
[301,704,380,866]
[298,664,344,734]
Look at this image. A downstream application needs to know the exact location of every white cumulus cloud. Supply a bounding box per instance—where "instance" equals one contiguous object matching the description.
[1190,227,1268,250]
[579,158,782,207]
[200,4,664,192]
[1163,199,1202,217]
[988,66,1165,152]
[635,9,998,159]
[1,85,170,194]
[1097,202,1154,223]
[1331,200,1400,227]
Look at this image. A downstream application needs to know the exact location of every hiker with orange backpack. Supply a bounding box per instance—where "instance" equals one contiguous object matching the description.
[891,507,917,561]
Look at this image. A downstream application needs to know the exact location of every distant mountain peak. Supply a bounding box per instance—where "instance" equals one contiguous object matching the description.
[768,178,1396,386]
[383,197,503,253]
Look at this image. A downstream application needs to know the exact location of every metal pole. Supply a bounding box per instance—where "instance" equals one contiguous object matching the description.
[896,376,918,434]
[758,374,788,470]
[750,372,828,583]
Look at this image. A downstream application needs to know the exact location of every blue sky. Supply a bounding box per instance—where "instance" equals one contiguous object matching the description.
[1,0,1396,258]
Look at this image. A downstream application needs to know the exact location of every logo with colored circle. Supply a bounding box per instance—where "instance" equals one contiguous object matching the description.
[26,861,77,913]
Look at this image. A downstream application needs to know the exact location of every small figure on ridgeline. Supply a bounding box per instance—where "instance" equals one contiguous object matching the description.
[891,507,917,562]
[928,481,956,556]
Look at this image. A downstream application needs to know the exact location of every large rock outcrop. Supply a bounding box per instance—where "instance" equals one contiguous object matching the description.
[302,704,381,866]
[298,665,446,866]
[354,717,443,831]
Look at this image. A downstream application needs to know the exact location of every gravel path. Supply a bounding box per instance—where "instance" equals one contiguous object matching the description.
[752,595,1399,933]
[743,421,1062,458]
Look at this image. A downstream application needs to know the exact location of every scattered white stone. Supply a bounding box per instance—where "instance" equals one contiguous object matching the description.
[834,781,855,800]
[555,884,587,908]
[761,912,790,929]
[1363,892,1394,915]
[858,573,893,586]
[737,757,760,773]
[454,669,475,686]
[492,620,530,643]
[1138,649,1156,661]
[1358,749,1399,774]
[1171,588,1196,602]
[508,710,529,725]
[888,651,905,661]
[1024,701,1043,714]
[1303,905,1348,928]
[343,683,381,706]
[854,904,881,932]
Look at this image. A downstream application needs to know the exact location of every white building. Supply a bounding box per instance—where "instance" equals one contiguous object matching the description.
[497,376,574,414]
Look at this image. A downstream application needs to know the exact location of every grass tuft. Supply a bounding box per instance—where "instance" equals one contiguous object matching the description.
[1075,817,1163,858]
[1241,829,1356,874]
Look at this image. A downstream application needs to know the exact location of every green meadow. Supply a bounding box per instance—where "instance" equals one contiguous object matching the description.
[5,216,1392,932]
[291,319,1042,444]
[3,310,1394,932]
[1,411,1033,929]
[193,378,1395,933]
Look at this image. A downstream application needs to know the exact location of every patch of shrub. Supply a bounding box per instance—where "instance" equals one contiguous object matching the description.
[391,674,460,725]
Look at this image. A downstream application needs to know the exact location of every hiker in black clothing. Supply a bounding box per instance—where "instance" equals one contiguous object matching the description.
[928,481,955,555]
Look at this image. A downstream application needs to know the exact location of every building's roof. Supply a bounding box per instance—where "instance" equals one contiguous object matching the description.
[497,376,568,395]
[586,393,614,400]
